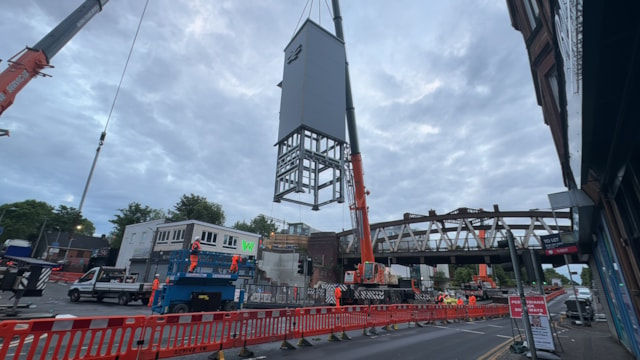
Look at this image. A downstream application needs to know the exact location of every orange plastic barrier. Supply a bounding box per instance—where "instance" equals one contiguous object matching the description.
[545,289,566,301]
[295,306,336,338]
[498,304,509,316]
[140,312,238,360]
[49,271,83,283]
[235,309,296,347]
[467,305,484,320]
[330,306,369,334]
[0,303,517,359]
[433,304,448,322]
[456,305,468,321]
[484,304,498,318]
[0,315,147,360]
[411,304,437,323]
[483,304,509,318]
[368,305,393,327]
[445,305,458,322]
[391,304,413,324]
[294,305,370,339]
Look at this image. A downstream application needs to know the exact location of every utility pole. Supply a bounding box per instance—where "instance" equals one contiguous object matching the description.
[506,230,538,359]
[529,249,546,295]
[565,254,585,324]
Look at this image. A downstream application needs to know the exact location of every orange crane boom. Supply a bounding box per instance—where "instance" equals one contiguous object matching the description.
[0,0,109,126]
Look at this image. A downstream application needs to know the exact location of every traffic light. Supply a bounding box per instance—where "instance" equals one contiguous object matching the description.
[297,259,304,274]
[306,257,313,276]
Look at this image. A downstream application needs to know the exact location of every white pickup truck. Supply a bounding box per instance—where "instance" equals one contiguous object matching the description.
[68,267,153,305]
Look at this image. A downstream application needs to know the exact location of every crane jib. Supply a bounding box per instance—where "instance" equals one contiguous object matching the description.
[5,70,30,94]
[76,5,101,30]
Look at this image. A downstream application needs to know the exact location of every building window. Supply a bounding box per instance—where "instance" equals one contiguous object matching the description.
[523,0,539,31]
[201,231,218,245]
[223,235,238,249]
[546,67,561,112]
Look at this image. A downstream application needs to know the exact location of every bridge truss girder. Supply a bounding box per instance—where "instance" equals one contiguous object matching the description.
[338,207,571,258]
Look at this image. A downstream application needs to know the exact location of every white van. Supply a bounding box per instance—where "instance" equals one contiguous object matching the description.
[575,287,592,302]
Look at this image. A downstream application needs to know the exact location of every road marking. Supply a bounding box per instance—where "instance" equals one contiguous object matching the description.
[477,337,513,360]
[496,335,512,339]
[486,324,503,328]
[461,329,485,334]
[10,334,42,347]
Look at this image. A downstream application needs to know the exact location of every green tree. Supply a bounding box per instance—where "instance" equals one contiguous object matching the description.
[232,215,278,239]
[0,201,53,244]
[51,205,95,236]
[543,267,570,286]
[169,194,225,225]
[580,267,592,288]
[109,202,165,248]
[1,201,95,257]
[452,266,473,286]
[493,264,515,287]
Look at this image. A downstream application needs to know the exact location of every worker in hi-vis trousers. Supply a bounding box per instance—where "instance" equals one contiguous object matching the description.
[230,254,241,273]
[334,286,342,307]
[148,274,160,307]
[189,237,201,273]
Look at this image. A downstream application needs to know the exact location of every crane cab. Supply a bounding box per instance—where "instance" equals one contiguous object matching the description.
[344,262,387,285]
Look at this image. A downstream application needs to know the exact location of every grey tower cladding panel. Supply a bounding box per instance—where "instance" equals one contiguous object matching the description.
[278,19,346,143]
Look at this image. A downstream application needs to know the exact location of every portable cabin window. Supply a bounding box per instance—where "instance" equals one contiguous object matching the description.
[157,230,170,244]
[223,235,238,249]
[171,229,184,243]
[201,231,218,245]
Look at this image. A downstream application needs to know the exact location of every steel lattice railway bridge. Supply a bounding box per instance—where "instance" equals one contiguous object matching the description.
[334,205,573,268]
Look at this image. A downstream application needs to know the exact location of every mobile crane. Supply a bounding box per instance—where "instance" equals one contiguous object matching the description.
[329,0,427,305]
[0,0,109,135]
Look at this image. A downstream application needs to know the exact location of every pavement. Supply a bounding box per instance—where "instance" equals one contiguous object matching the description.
[489,300,636,360]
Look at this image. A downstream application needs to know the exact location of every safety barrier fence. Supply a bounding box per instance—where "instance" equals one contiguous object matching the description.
[48,271,83,283]
[545,289,566,302]
[0,303,509,360]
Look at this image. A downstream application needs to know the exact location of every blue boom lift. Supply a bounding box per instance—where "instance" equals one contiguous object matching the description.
[151,249,254,314]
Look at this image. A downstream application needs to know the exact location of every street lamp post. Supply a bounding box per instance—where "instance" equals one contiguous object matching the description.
[32,218,48,258]
[63,224,83,268]
[0,207,18,224]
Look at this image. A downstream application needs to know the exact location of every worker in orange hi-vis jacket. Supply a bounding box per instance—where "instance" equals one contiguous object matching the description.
[334,286,342,307]
[468,294,477,306]
[230,254,241,273]
[148,274,160,308]
[189,238,201,273]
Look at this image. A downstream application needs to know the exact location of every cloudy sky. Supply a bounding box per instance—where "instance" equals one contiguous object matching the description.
[0,0,566,237]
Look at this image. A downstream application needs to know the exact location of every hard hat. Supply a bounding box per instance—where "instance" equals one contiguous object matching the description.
[195,237,200,241]
[155,274,160,277]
